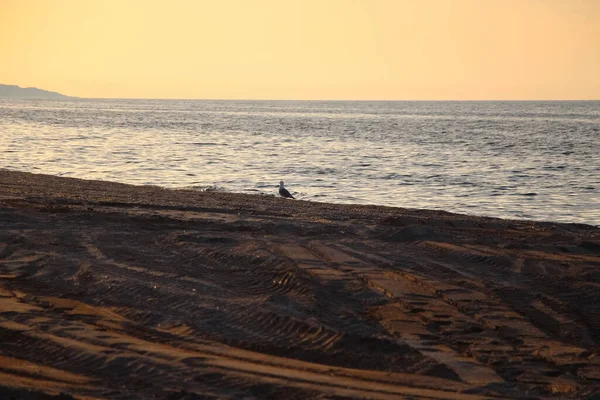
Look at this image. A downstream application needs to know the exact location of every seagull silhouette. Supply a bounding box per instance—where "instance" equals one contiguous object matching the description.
[278,181,294,199]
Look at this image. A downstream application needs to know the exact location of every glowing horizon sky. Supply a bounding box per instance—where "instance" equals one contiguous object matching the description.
[1,0,599,100]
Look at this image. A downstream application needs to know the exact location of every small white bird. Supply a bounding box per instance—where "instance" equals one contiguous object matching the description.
[278,181,294,199]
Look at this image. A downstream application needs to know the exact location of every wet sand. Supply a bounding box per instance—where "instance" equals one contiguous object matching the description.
[0,170,599,399]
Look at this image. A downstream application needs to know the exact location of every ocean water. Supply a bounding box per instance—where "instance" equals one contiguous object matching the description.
[1,98,598,225]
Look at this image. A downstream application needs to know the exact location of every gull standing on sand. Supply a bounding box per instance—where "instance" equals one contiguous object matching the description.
[278,181,294,199]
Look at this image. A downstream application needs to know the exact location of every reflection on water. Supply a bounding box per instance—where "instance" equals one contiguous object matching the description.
[1,99,599,225]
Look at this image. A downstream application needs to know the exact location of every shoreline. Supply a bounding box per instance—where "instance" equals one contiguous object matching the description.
[2,169,597,229]
[1,169,599,399]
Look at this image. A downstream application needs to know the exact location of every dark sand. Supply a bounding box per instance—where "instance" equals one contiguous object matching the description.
[0,170,599,399]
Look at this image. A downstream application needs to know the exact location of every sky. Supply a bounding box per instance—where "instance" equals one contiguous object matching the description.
[0,0,599,100]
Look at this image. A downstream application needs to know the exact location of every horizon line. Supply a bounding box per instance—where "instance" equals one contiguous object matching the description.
[46,96,600,102]
[3,84,599,102]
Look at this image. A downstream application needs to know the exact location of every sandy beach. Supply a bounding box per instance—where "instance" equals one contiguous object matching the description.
[0,169,599,399]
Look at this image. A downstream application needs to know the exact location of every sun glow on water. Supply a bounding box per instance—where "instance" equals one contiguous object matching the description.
[1,98,599,225]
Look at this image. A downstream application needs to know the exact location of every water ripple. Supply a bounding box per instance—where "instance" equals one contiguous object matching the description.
[1,98,599,225]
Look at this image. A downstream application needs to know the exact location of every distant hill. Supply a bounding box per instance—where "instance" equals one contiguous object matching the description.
[0,84,74,99]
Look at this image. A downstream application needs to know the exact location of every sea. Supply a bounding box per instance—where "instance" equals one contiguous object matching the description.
[1,99,598,226]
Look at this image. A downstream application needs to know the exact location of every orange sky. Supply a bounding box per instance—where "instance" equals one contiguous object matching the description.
[1,0,598,100]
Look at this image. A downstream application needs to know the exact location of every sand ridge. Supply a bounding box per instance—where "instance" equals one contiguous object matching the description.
[0,170,599,399]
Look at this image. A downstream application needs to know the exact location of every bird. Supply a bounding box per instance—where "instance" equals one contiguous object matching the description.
[278,181,294,199]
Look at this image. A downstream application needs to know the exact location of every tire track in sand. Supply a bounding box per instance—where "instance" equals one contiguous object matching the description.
[277,242,504,385]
